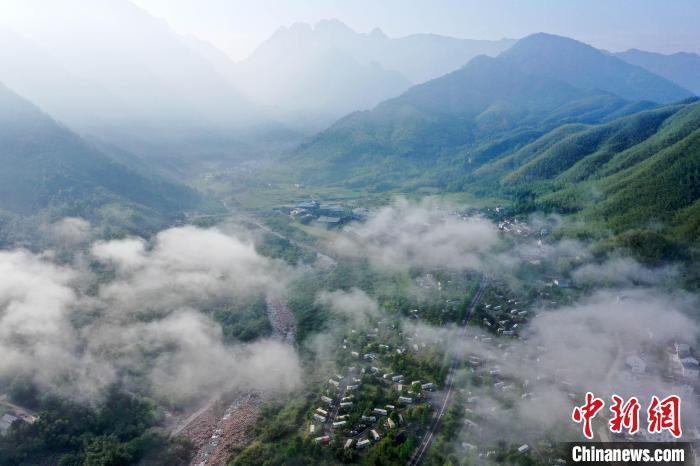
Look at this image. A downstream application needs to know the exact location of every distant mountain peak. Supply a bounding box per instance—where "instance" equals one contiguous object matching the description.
[287,22,313,35]
[236,20,515,129]
[616,48,700,95]
[508,32,601,55]
[369,27,388,39]
[623,48,699,59]
[521,31,574,41]
[314,18,355,33]
[274,19,358,38]
[501,32,694,103]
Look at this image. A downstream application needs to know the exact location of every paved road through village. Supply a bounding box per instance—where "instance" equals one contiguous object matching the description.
[408,278,486,466]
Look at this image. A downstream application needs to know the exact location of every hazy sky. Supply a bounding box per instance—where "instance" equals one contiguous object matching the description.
[131,0,700,60]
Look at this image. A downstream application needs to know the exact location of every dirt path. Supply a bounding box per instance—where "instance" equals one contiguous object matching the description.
[171,395,220,439]
[173,200,303,464]
[173,293,298,465]
[185,392,265,466]
[265,295,296,344]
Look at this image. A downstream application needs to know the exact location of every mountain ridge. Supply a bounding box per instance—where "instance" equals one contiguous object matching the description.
[499,33,694,104]
[0,82,204,241]
[223,18,516,130]
[290,33,685,188]
[615,48,700,95]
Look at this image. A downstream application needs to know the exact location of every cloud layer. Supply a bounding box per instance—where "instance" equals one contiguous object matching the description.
[0,225,301,403]
[405,289,699,444]
[329,198,500,272]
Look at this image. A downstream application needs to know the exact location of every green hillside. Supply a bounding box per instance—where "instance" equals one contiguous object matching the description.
[491,99,700,246]
[288,33,700,251]
[291,55,650,189]
[0,83,204,242]
[288,33,694,190]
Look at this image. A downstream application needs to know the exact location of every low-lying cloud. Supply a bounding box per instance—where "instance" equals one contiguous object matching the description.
[572,257,679,288]
[0,224,302,403]
[329,198,501,272]
[92,226,291,314]
[405,289,699,444]
[315,287,381,327]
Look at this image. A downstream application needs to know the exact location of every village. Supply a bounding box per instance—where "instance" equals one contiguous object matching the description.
[288,199,369,227]
[2,196,698,465]
[304,319,444,456]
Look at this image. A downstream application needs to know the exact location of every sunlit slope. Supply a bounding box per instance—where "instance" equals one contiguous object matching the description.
[292,55,646,188]
[493,99,700,243]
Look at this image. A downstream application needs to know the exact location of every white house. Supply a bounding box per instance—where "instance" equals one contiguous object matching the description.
[357,439,370,449]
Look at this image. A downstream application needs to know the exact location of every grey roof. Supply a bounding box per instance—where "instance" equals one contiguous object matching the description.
[0,414,18,423]
[317,216,341,223]
[0,414,19,433]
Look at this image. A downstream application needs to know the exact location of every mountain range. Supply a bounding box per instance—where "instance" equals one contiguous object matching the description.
[616,49,700,95]
[1,3,699,250]
[0,0,260,161]
[0,3,517,147]
[290,33,699,247]
[190,19,516,131]
[291,33,692,185]
[3,1,696,146]
[0,82,203,244]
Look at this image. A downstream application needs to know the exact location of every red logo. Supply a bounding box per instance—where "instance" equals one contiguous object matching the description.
[572,393,682,439]
[609,395,640,434]
[647,395,682,438]
[572,392,605,439]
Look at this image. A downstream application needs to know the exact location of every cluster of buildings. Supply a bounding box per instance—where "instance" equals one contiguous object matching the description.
[289,200,369,227]
[311,365,402,450]
[479,296,529,338]
[456,339,545,460]
[308,324,439,453]
[497,217,550,238]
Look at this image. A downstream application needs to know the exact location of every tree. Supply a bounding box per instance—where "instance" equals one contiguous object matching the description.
[84,435,133,466]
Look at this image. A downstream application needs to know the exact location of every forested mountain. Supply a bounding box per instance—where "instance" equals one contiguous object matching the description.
[486,99,700,245]
[291,33,693,187]
[616,49,700,95]
[0,83,202,241]
[293,52,661,187]
[289,33,700,248]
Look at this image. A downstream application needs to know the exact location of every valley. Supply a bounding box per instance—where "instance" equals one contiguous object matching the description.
[0,3,699,466]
